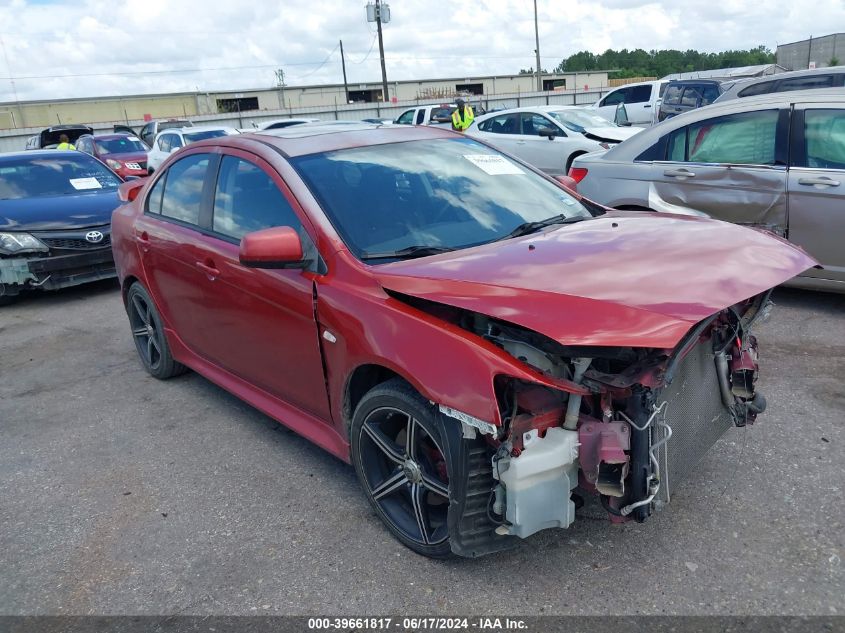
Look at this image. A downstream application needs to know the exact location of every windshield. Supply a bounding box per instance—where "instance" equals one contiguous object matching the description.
[185,130,232,143]
[546,109,616,133]
[0,155,121,200]
[291,137,592,261]
[95,136,148,154]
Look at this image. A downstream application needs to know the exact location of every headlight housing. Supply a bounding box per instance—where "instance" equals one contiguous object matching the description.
[0,232,49,255]
[106,159,122,171]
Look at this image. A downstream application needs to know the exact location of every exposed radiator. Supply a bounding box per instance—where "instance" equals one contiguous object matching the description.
[654,339,733,504]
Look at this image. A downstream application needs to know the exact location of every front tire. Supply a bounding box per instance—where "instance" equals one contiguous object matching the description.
[351,378,454,558]
[126,282,187,379]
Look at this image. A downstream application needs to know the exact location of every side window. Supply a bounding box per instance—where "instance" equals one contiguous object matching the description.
[779,75,835,92]
[415,109,426,125]
[627,85,652,104]
[146,174,166,214]
[159,154,210,225]
[738,80,776,98]
[479,113,519,134]
[395,109,415,125]
[667,127,686,161]
[141,123,154,142]
[212,156,302,240]
[680,88,701,107]
[157,135,171,152]
[600,88,627,107]
[520,113,556,136]
[700,84,720,105]
[663,85,683,105]
[170,135,184,150]
[803,109,845,169]
[675,110,779,165]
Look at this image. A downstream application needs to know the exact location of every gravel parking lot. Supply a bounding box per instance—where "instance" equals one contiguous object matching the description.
[1,280,843,616]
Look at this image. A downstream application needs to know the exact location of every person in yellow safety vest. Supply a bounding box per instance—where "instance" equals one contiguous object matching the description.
[56,134,76,150]
[451,98,474,132]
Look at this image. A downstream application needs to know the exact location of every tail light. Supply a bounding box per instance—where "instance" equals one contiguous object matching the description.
[568,167,588,184]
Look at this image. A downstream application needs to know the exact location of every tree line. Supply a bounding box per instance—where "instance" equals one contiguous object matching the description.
[520,46,777,78]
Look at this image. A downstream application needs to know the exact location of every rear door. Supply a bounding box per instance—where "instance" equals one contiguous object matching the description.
[595,87,629,122]
[649,107,789,229]
[787,104,845,283]
[471,112,522,154]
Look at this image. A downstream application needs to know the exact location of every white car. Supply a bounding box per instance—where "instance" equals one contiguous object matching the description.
[248,117,321,131]
[590,80,669,126]
[466,105,643,176]
[146,126,240,173]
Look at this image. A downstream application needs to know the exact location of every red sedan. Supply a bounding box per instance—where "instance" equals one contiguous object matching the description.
[76,133,149,179]
[112,125,815,558]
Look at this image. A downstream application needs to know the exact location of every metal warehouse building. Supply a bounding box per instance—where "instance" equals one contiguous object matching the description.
[777,33,845,71]
[0,71,609,130]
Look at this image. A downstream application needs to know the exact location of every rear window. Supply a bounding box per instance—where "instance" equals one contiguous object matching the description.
[184,130,232,143]
[0,155,121,200]
[738,80,777,98]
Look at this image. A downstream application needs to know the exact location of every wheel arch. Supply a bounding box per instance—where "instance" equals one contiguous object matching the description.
[343,363,423,437]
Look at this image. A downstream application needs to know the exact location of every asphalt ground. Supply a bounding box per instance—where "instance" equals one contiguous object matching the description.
[0,280,842,616]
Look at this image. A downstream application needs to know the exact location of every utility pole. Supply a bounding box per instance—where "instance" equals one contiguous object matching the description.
[274,68,286,110]
[375,0,389,101]
[534,0,542,92]
[339,39,349,104]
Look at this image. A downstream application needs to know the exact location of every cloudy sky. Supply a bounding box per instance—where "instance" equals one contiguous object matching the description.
[1,0,844,102]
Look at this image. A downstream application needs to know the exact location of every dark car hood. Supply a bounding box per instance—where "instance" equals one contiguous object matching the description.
[0,191,120,231]
[372,212,817,349]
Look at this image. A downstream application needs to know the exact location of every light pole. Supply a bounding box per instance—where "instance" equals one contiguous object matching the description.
[534,0,542,92]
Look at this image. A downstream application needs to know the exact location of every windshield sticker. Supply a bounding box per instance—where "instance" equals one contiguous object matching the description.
[69,177,103,190]
[463,154,524,175]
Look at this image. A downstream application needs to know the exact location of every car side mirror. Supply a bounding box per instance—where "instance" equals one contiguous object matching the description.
[539,128,557,140]
[239,226,306,269]
[614,103,631,127]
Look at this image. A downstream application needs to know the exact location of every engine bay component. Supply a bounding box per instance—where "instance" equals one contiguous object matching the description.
[578,421,630,497]
[493,427,579,538]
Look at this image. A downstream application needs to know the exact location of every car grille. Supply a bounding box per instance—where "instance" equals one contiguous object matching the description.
[34,227,112,251]
[653,339,733,504]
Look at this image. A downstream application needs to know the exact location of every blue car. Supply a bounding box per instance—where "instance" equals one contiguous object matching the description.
[0,150,124,305]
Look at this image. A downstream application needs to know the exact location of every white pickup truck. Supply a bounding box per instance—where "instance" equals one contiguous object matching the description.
[393,103,485,127]
[590,80,669,126]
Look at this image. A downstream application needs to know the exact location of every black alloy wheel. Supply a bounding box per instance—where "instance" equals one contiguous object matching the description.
[126,283,186,379]
[351,379,453,558]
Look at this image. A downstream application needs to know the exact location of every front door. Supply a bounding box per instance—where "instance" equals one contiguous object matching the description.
[787,105,845,283]
[649,108,789,228]
[515,112,570,175]
[186,151,331,420]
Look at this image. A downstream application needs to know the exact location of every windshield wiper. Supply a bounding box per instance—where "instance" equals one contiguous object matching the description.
[360,245,456,261]
[498,214,587,241]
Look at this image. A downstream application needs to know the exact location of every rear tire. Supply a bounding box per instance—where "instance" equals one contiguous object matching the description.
[126,282,187,379]
[351,378,456,558]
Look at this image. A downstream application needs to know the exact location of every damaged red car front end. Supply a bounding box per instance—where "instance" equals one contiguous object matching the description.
[113,127,817,558]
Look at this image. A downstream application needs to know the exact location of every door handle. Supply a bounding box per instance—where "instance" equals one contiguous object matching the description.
[516,140,526,145]
[195,260,221,279]
[664,168,696,178]
[643,104,651,108]
[798,176,840,187]
[135,231,149,252]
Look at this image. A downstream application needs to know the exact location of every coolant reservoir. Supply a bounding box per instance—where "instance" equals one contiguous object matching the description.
[498,427,579,538]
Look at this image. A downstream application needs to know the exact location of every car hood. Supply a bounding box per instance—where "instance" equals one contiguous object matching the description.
[0,191,120,231]
[582,126,642,143]
[372,212,817,349]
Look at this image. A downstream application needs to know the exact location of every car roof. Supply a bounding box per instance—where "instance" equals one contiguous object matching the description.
[665,78,724,85]
[88,133,142,140]
[206,124,458,158]
[0,150,91,162]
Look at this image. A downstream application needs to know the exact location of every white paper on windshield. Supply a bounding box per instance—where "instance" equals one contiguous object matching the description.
[69,177,103,190]
[463,154,524,175]
[127,136,141,142]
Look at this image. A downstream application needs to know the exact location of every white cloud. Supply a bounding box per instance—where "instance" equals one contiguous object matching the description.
[0,0,843,101]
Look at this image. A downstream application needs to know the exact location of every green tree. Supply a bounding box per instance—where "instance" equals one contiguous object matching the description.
[830,57,840,66]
